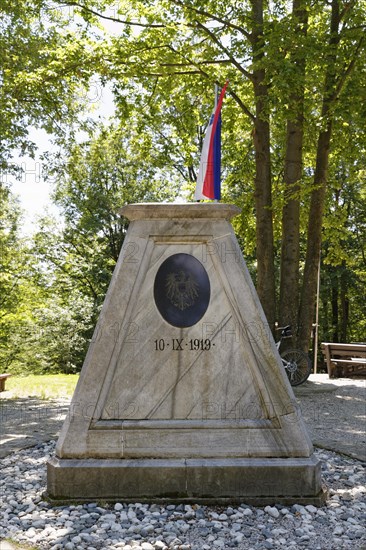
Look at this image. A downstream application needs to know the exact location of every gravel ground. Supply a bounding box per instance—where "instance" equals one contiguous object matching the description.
[1,375,365,549]
[1,441,365,550]
[293,376,366,461]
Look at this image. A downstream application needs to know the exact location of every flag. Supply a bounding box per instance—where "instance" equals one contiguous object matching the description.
[195,81,229,201]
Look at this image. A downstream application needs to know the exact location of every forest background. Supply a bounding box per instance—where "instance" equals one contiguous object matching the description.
[1,0,365,375]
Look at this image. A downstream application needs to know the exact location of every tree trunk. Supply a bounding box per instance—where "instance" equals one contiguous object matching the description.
[279,117,302,333]
[298,125,332,351]
[298,0,341,351]
[251,0,276,332]
[279,0,308,342]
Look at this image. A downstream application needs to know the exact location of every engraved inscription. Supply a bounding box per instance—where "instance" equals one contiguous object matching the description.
[154,338,214,351]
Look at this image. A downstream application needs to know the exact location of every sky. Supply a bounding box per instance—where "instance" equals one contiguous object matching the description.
[9,129,61,235]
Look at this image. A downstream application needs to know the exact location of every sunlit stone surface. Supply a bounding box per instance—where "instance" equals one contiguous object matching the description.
[48,203,323,503]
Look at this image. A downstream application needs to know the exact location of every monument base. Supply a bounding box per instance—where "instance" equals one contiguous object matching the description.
[47,455,326,505]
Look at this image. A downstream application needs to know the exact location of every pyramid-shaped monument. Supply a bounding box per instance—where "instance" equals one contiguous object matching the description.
[48,203,323,503]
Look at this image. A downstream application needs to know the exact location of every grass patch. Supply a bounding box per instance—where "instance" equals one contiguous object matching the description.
[3,374,79,399]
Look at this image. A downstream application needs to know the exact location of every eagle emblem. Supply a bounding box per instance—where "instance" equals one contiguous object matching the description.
[166,270,199,310]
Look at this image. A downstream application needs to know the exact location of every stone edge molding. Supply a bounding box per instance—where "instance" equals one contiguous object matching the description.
[119,202,241,220]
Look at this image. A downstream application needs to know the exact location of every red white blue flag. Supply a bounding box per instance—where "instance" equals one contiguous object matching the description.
[195,81,229,201]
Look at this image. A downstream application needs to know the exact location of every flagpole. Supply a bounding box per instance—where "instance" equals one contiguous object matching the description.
[213,84,219,202]
[314,252,321,373]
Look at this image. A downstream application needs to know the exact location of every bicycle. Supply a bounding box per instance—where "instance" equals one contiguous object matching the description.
[275,325,312,386]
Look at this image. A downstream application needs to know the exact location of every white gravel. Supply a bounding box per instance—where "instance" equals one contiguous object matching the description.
[1,442,365,549]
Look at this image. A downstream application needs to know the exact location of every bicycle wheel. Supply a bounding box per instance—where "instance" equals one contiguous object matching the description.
[281,349,312,386]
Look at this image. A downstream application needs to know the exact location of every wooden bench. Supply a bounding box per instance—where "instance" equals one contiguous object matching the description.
[321,343,366,378]
[0,373,12,392]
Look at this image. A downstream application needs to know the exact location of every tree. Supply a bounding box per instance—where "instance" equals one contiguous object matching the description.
[298,0,365,350]
[3,0,365,366]
[250,0,276,330]
[278,0,308,336]
[75,0,365,350]
[319,159,366,346]
[0,0,100,171]
[0,185,95,374]
[0,186,27,335]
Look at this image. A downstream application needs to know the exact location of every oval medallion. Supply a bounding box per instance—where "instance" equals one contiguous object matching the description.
[154,253,210,328]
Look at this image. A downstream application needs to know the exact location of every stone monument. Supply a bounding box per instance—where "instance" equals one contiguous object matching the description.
[48,203,323,503]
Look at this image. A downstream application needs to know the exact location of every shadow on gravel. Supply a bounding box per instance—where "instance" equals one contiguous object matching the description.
[293,378,366,462]
[0,398,69,458]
